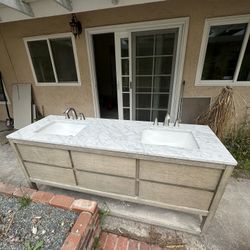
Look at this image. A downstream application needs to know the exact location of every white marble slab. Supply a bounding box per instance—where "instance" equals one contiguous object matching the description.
[7,115,237,167]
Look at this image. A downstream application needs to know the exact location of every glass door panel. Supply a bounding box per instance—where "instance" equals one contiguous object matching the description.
[132,29,178,122]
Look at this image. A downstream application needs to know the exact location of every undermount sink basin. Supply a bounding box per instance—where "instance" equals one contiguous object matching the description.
[36,121,86,136]
[141,129,199,150]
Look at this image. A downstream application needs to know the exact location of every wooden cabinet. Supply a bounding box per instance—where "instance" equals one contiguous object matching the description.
[139,160,222,191]
[71,151,136,178]
[12,142,232,234]
[17,144,71,168]
[25,162,76,186]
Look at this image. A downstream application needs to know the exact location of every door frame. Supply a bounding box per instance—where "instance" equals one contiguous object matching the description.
[85,17,189,120]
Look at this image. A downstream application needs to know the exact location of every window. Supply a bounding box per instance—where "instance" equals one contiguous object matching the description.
[196,15,250,85]
[25,34,80,85]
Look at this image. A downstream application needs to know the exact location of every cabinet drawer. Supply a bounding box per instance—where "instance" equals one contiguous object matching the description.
[17,144,71,168]
[139,181,213,211]
[139,160,222,191]
[25,162,76,185]
[72,151,136,178]
[77,171,135,196]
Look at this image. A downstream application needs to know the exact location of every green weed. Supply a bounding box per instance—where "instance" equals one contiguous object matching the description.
[25,240,43,250]
[18,195,32,209]
[224,123,250,171]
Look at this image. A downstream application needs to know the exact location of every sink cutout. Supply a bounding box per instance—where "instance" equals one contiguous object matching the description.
[36,121,86,136]
[141,129,199,150]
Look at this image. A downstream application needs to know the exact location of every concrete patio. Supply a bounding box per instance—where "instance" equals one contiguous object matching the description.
[0,125,250,249]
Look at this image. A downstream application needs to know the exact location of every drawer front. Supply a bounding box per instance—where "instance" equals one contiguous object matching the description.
[17,144,71,168]
[25,162,76,185]
[77,171,135,196]
[139,181,213,211]
[139,160,222,191]
[72,151,136,178]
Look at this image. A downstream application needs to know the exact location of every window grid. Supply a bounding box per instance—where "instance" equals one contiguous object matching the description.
[135,33,172,121]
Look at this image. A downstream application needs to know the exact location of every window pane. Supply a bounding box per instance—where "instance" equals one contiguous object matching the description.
[152,110,167,122]
[27,40,55,82]
[152,94,169,109]
[121,38,129,57]
[122,59,129,75]
[238,36,250,81]
[123,108,130,120]
[136,109,150,121]
[136,94,151,108]
[153,76,171,92]
[202,23,247,80]
[136,58,153,75]
[136,76,152,92]
[123,93,129,107]
[154,57,172,75]
[50,38,78,82]
[136,35,154,56]
[155,33,175,55]
[122,77,129,91]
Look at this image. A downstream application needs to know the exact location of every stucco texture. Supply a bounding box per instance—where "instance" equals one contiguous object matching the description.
[0,0,249,121]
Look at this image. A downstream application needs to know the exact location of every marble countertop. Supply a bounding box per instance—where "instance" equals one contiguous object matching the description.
[7,115,237,167]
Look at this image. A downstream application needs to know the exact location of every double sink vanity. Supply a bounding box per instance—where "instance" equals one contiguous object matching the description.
[7,115,237,234]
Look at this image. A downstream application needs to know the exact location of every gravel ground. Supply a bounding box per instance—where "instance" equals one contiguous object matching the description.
[0,194,78,250]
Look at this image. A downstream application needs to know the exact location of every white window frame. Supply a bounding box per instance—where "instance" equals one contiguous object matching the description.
[24,33,81,86]
[195,14,250,86]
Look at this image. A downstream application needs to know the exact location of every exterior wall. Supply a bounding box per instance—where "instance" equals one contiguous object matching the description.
[0,0,250,121]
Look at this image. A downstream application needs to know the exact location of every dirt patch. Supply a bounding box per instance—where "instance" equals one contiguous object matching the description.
[104,225,186,249]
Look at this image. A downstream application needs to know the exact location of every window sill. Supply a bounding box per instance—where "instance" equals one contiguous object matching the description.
[195,82,250,87]
[35,82,81,87]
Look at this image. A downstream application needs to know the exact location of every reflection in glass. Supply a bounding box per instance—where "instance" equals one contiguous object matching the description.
[123,93,129,107]
[136,109,150,121]
[136,94,151,108]
[155,33,175,55]
[50,38,77,82]
[202,23,247,80]
[152,94,169,109]
[154,57,172,75]
[27,40,55,82]
[123,108,130,120]
[121,38,129,57]
[122,59,129,75]
[136,35,154,56]
[122,77,130,92]
[238,36,250,81]
[136,58,153,75]
[136,77,152,92]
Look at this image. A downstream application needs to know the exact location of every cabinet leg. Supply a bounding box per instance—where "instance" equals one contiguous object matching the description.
[30,182,38,190]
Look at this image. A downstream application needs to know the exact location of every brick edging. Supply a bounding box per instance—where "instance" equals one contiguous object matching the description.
[0,182,100,250]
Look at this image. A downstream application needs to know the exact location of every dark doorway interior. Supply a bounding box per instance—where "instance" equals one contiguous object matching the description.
[93,33,118,119]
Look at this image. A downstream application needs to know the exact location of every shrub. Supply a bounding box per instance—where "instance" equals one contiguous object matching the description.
[224,123,250,170]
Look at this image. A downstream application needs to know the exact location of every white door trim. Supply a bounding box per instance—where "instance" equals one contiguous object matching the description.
[85,17,189,119]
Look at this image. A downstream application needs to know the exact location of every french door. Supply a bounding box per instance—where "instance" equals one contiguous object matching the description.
[115,28,178,122]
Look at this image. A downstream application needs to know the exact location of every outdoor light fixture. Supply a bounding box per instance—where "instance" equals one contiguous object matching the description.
[69,14,82,38]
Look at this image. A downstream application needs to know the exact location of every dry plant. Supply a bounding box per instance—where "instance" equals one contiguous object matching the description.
[196,86,236,139]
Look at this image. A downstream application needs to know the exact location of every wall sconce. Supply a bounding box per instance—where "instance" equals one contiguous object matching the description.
[69,14,82,38]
